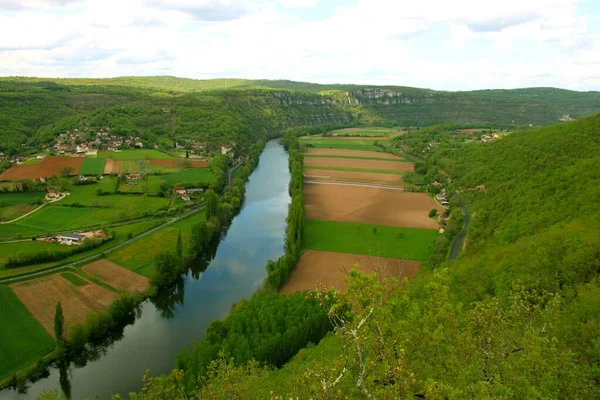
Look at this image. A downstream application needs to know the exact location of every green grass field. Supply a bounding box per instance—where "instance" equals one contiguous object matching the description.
[79,157,106,175]
[98,149,172,160]
[304,154,405,162]
[0,285,55,380]
[107,211,205,277]
[0,224,45,239]
[15,196,169,232]
[60,272,88,286]
[159,168,215,185]
[303,220,439,261]
[0,240,59,265]
[304,165,406,175]
[328,127,400,137]
[300,138,382,151]
[0,192,46,207]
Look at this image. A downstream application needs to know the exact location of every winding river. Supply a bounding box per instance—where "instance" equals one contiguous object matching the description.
[1,140,291,399]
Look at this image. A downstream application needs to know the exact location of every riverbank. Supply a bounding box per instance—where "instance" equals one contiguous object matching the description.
[0,142,268,394]
[1,139,290,399]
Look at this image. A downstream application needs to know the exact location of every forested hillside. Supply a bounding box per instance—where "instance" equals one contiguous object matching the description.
[118,114,600,399]
[3,77,600,155]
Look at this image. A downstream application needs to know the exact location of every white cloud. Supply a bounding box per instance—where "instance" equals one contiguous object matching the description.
[0,0,598,90]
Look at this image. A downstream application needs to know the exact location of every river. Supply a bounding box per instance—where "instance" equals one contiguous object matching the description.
[1,140,291,400]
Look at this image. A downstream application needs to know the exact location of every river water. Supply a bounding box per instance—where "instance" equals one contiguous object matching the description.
[1,140,290,400]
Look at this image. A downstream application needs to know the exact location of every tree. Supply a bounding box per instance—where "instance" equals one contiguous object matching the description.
[185,150,189,158]
[429,208,438,217]
[205,189,219,219]
[54,302,65,347]
[176,231,183,260]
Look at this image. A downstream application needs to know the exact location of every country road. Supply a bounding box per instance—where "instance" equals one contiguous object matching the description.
[449,199,470,260]
[304,180,405,190]
[0,204,205,283]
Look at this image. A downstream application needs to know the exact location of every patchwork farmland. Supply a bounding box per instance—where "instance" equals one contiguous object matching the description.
[283,133,444,293]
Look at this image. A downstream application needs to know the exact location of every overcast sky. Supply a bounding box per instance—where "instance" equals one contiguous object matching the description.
[1,0,599,91]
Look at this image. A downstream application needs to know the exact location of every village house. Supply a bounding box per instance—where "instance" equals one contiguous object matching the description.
[47,188,60,198]
[36,154,46,160]
[172,186,187,195]
[127,173,145,180]
[34,176,46,183]
[187,188,204,195]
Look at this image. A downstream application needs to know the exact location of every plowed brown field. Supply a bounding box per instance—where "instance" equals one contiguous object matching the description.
[304,148,402,159]
[305,170,403,186]
[305,157,413,172]
[0,157,83,180]
[150,159,209,168]
[104,158,119,174]
[10,274,117,338]
[305,183,443,229]
[82,260,150,294]
[280,250,420,294]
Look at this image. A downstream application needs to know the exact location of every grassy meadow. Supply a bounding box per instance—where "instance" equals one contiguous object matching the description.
[0,285,55,381]
[303,220,439,261]
[304,154,405,162]
[299,138,383,151]
[0,192,46,207]
[79,157,106,175]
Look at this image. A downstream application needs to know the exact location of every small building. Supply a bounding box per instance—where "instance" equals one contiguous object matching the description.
[34,176,46,183]
[36,154,46,160]
[58,232,84,245]
[187,188,204,194]
[441,200,450,206]
[435,193,447,201]
[221,146,233,156]
[47,188,60,198]
[128,173,144,180]
[172,186,187,195]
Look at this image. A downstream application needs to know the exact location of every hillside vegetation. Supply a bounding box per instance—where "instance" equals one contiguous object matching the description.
[118,114,600,399]
[2,77,600,156]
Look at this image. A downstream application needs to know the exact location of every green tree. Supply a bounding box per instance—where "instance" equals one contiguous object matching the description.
[54,302,65,347]
[176,231,183,260]
[205,189,219,219]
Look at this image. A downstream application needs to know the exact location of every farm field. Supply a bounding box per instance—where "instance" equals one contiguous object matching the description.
[280,250,420,294]
[304,157,414,172]
[79,157,106,175]
[0,157,83,180]
[0,203,39,222]
[158,168,215,185]
[0,192,46,207]
[0,219,164,280]
[304,165,406,175]
[321,136,392,141]
[0,240,59,265]
[98,149,173,160]
[150,159,209,168]
[304,169,403,186]
[14,196,168,232]
[304,183,443,229]
[304,148,401,159]
[82,260,150,294]
[60,272,89,286]
[303,220,438,261]
[61,178,118,204]
[119,179,146,194]
[304,154,405,162]
[107,211,205,277]
[10,274,118,337]
[299,138,382,151]
[328,127,402,137]
[0,223,44,239]
[0,285,55,380]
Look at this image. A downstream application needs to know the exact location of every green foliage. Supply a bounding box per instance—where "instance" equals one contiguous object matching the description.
[204,189,219,220]
[53,302,65,346]
[0,285,54,381]
[175,291,331,391]
[429,208,438,217]
[5,238,111,268]
[303,220,438,261]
